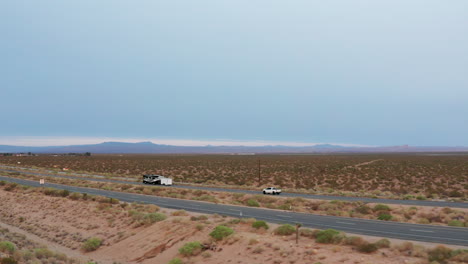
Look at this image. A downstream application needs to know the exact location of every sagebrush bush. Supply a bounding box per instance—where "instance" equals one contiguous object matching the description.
[190,215,208,221]
[448,220,464,227]
[171,210,188,216]
[59,189,70,197]
[274,224,295,236]
[82,237,102,252]
[315,229,343,244]
[344,236,365,247]
[355,205,372,214]
[143,213,167,224]
[375,238,390,248]
[4,183,17,192]
[168,258,183,264]
[246,199,260,207]
[178,241,202,256]
[357,243,378,253]
[373,204,391,212]
[299,228,318,238]
[69,192,81,200]
[0,241,15,254]
[428,245,452,263]
[377,213,392,221]
[34,248,54,259]
[252,220,269,230]
[209,225,234,241]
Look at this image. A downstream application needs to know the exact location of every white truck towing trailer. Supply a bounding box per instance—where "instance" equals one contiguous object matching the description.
[143,174,173,186]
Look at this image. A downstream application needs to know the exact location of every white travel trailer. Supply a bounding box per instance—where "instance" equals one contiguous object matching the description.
[143,174,173,186]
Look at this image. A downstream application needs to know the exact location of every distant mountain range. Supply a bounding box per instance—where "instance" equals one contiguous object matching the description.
[1,141,468,154]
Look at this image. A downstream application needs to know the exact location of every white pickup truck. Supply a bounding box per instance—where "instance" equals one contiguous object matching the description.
[262,187,282,195]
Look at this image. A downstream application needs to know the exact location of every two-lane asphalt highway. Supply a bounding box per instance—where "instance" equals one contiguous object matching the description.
[1,167,467,209]
[1,175,467,246]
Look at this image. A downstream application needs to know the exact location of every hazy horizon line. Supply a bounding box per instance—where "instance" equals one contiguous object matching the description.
[0,136,374,148]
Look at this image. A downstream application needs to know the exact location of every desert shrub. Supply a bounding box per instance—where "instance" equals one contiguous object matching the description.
[274,224,296,236]
[209,225,234,241]
[449,190,462,197]
[82,237,102,252]
[168,258,183,264]
[299,228,318,238]
[375,238,391,248]
[178,241,202,256]
[377,213,392,221]
[0,181,5,186]
[373,204,391,212]
[129,210,145,221]
[315,229,343,244]
[252,220,269,230]
[277,204,292,210]
[357,243,378,253]
[355,205,372,214]
[448,220,464,227]
[417,218,430,224]
[0,241,15,254]
[395,242,414,252]
[0,257,17,264]
[34,248,54,259]
[59,189,70,197]
[43,188,59,196]
[442,208,453,214]
[246,199,260,207]
[428,245,452,263]
[416,195,426,200]
[190,215,208,221]
[171,210,188,216]
[450,249,468,262]
[69,192,81,200]
[228,219,241,225]
[4,183,17,192]
[143,213,167,224]
[344,236,366,247]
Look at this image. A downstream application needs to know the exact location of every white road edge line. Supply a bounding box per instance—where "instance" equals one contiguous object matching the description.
[336,221,356,225]
[410,229,435,233]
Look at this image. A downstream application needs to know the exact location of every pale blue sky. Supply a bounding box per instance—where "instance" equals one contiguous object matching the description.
[1,0,467,146]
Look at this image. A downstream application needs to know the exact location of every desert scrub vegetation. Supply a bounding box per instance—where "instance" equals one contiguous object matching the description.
[178,241,203,256]
[168,258,183,264]
[2,153,466,199]
[128,210,167,226]
[274,224,296,236]
[209,225,234,241]
[0,228,78,263]
[277,225,468,263]
[82,237,102,252]
[315,229,345,244]
[252,220,269,230]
